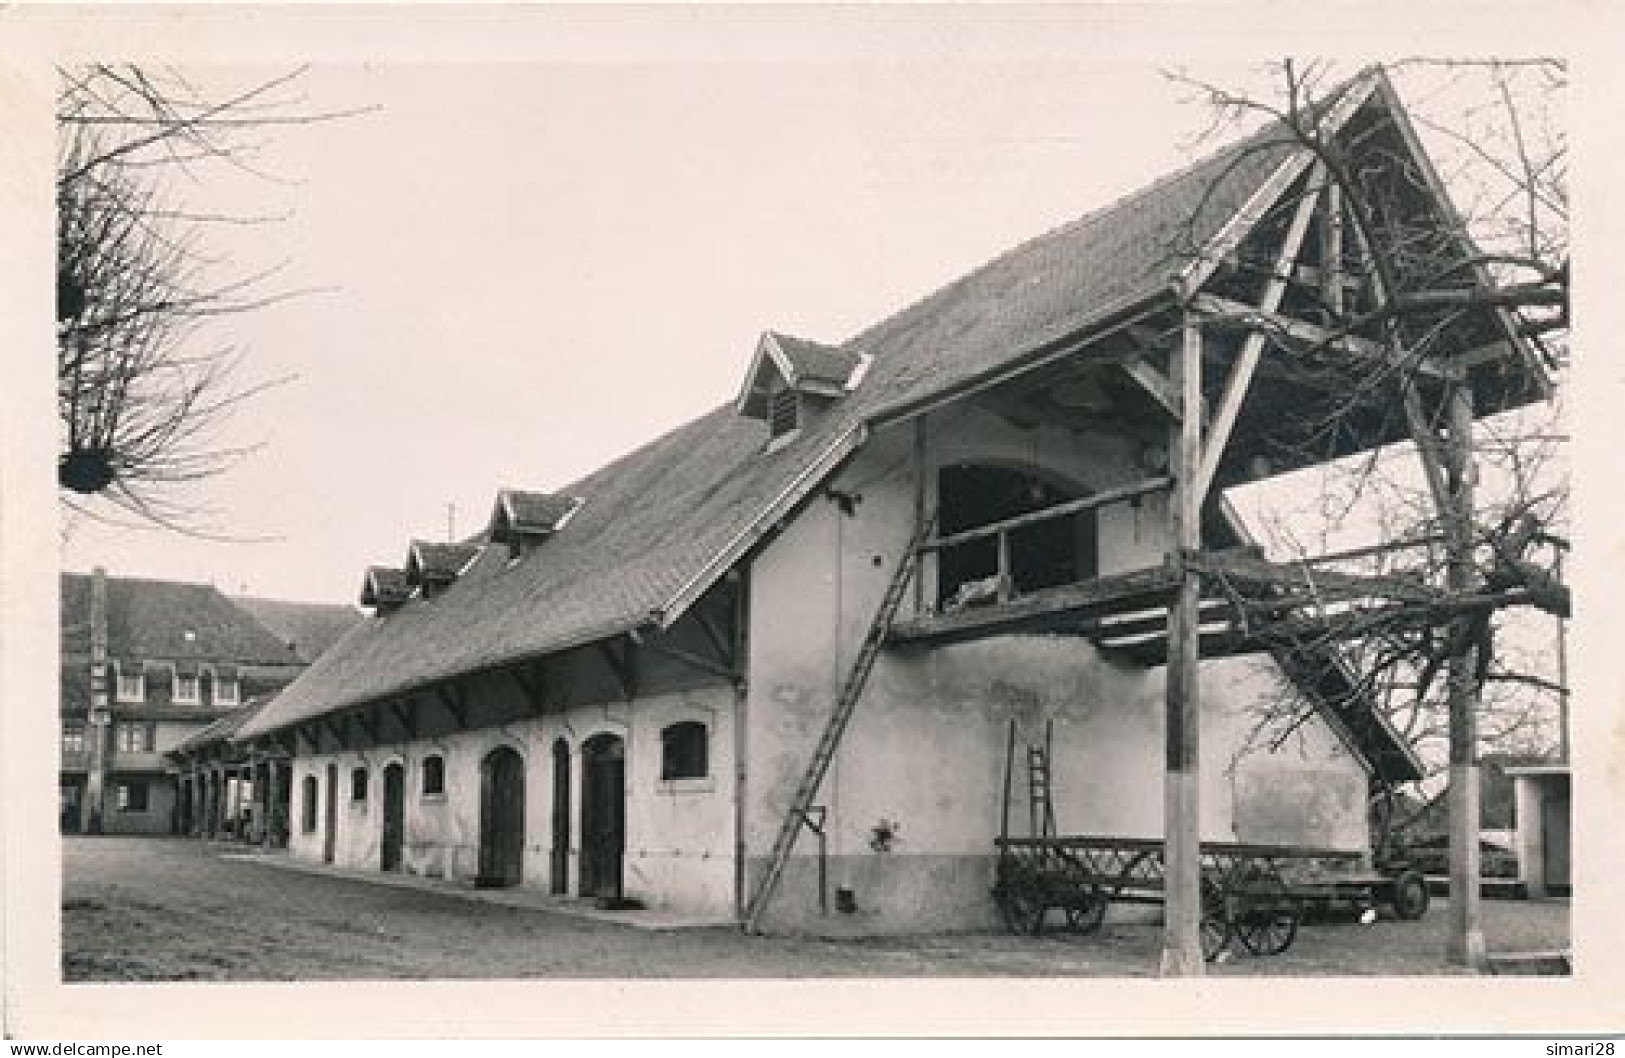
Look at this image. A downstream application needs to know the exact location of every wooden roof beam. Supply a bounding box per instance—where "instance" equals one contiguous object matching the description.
[1193,166,1328,504]
[1190,294,1460,382]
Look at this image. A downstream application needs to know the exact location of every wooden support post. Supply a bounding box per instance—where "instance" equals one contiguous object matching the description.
[1444,382,1487,969]
[912,415,929,615]
[263,756,282,849]
[1160,316,1206,977]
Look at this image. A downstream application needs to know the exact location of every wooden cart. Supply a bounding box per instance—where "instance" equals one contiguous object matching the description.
[992,834,1315,961]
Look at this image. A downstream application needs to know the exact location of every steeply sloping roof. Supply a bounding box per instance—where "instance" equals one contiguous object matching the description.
[242,71,1489,750]
[61,573,302,666]
[228,596,363,663]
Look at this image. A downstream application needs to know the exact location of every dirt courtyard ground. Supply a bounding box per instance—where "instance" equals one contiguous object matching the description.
[61,837,1570,981]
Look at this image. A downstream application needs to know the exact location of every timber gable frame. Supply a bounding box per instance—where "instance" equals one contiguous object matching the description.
[238,65,1545,802]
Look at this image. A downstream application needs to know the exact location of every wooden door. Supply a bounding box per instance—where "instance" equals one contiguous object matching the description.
[323,763,337,864]
[478,746,525,887]
[581,734,625,899]
[381,762,405,872]
[1542,778,1571,892]
[551,739,571,895]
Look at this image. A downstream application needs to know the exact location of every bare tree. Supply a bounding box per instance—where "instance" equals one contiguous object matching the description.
[1169,60,1568,967]
[56,65,358,533]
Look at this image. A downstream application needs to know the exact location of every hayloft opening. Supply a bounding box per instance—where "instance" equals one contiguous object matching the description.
[936,463,1098,609]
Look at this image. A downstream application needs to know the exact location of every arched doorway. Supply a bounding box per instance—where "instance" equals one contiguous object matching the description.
[580,733,626,900]
[936,463,1097,607]
[477,746,526,888]
[381,762,405,872]
[550,739,571,895]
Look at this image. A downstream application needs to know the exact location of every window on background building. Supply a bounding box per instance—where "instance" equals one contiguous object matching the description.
[421,755,445,797]
[173,667,201,704]
[113,661,145,703]
[214,672,239,706]
[61,720,85,756]
[116,721,154,753]
[660,720,709,781]
[117,781,149,812]
[351,767,368,803]
[301,775,318,832]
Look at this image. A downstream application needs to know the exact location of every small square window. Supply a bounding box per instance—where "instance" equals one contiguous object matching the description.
[351,767,368,803]
[214,675,239,706]
[660,721,709,781]
[421,755,445,797]
[117,781,149,812]
[62,721,86,756]
[116,721,154,753]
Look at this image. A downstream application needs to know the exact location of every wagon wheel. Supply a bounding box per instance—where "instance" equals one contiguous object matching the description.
[1063,887,1107,935]
[1050,849,1106,935]
[1200,877,1231,963]
[996,882,1047,937]
[1235,865,1299,956]
[1389,869,1430,921]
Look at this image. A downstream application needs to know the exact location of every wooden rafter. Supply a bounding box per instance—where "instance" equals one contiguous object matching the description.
[691,608,737,674]
[1119,353,1182,419]
[599,638,636,701]
[388,698,416,739]
[510,664,547,714]
[1192,165,1327,504]
[353,708,378,746]
[1190,294,1458,383]
[642,637,739,684]
[436,684,468,729]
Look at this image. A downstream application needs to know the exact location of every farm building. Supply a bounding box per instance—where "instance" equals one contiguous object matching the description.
[59,568,360,836]
[235,68,1545,949]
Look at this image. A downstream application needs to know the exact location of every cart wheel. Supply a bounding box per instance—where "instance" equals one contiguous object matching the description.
[1390,869,1430,921]
[1064,888,1107,935]
[1234,866,1298,956]
[997,886,1046,937]
[1200,879,1231,963]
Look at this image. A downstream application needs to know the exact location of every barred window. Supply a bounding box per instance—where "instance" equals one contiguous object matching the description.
[351,767,368,803]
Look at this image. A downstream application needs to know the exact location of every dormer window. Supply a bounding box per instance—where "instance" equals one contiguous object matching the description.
[214,665,240,706]
[769,387,800,441]
[488,489,580,560]
[173,662,201,704]
[735,331,868,448]
[405,540,480,599]
[360,566,412,615]
[113,661,145,703]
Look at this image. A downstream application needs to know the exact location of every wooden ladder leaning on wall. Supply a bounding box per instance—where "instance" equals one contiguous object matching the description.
[742,509,938,934]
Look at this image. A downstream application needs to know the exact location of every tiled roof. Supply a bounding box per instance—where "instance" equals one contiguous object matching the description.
[243,71,1528,761]
[359,567,411,608]
[407,541,481,582]
[228,596,363,663]
[61,573,302,666]
[771,332,864,388]
[496,490,578,535]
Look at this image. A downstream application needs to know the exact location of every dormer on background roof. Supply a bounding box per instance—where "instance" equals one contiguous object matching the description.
[488,489,580,557]
[735,331,871,438]
[404,540,481,598]
[359,566,411,614]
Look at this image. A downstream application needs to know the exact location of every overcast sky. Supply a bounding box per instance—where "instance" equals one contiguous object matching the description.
[58,60,1272,604]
